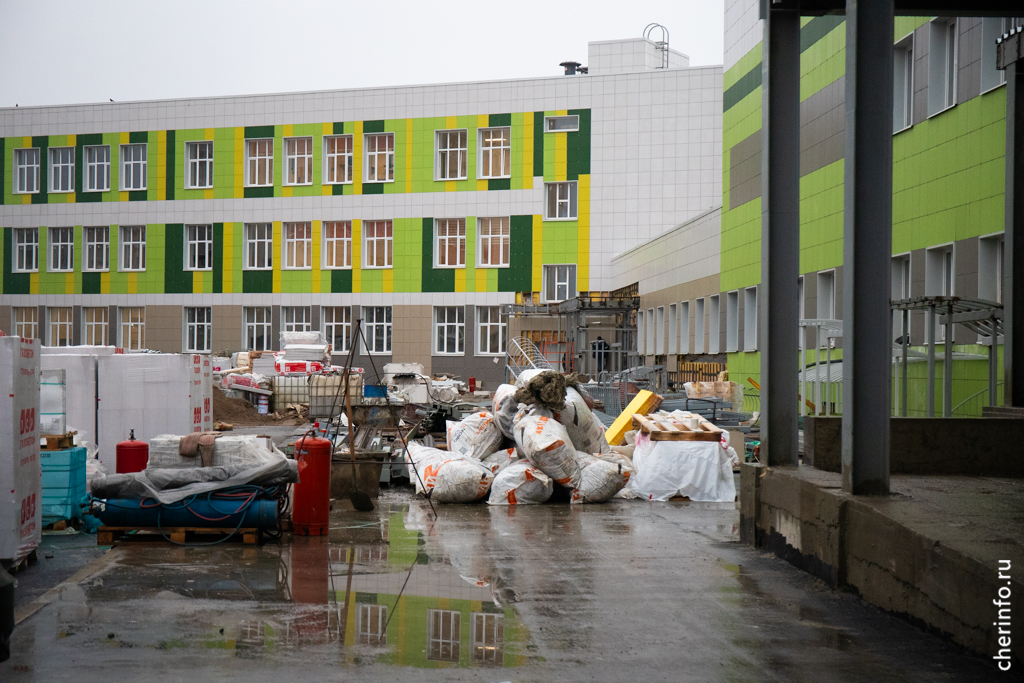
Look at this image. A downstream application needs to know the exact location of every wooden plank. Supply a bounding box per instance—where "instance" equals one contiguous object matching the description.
[649,430,720,442]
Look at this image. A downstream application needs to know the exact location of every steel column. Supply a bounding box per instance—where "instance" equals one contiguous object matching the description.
[759,5,801,467]
[841,0,893,495]
[1005,60,1024,406]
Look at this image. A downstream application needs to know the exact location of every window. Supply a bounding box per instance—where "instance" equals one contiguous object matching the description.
[323,306,351,353]
[477,306,507,355]
[84,307,108,345]
[85,145,110,191]
[284,137,313,185]
[83,226,110,272]
[655,306,665,355]
[798,275,806,320]
[434,306,465,355]
[120,226,147,271]
[668,304,678,355]
[364,220,393,268]
[479,127,511,179]
[283,222,312,269]
[120,143,147,190]
[646,307,655,355]
[436,129,468,180]
[471,613,504,664]
[245,138,274,186]
[545,181,578,220]
[185,307,212,353]
[185,225,213,271]
[14,148,39,194]
[478,217,509,267]
[186,141,213,189]
[120,307,145,352]
[244,307,272,351]
[13,307,38,340]
[282,306,312,332]
[891,255,911,342]
[49,148,74,192]
[545,115,579,132]
[924,246,954,298]
[679,301,690,354]
[49,227,74,272]
[364,306,392,354]
[636,310,645,357]
[893,35,914,132]
[324,135,353,184]
[979,235,1005,304]
[726,292,739,353]
[427,609,460,662]
[744,287,758,351]
[708,295,721,354]
[694,298,706,354]
[357,604,387,646]
[13,228,38,272]
[364,133,394,182]
[817,271,836,319]
[543,264,576,302]
[435,218,466,267]
[323,221,352,269]
[244,223,273,269]
[928,19,957,116]
[47,307,73,347]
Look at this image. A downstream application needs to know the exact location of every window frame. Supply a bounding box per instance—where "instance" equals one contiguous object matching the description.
[357,603,387,647]
[185,224,213,271]
[119,143,148,191]
[13,227,39,273]
[282,221,313,270]
[13,148,40,194]
[244,223,274,270]
[477,216,510,268]
[243,306,273,351]
[84,145,111,192]
[184,306,212,353]
[13,307,39,340]
[679,301,691,354]
[322,221,353,270]
[694,298,706,354]
[542,264,577,303]
[544,181,578,221]
[979,233,1005,305]
[322,306,351,354]
[363,306,393,355]
[244,138,275,187]
[83,226,110,272]
[927,18,958,117]
[186,140,214,189]
[48,227,74,273]
[83,307,109,346]
[119,225,147,272]
[282,306,312,333]
[49,147,75,193]
[744,287,759,352]
[892,33,914,134]
[435,218,466,268]
[323,135,354,185]
[363,220,393,269]
[471,612,504,664]
[544,115,580,132]
[283,136,314,186]
[435,129,468,181]
[427,609,460,662]
[478,127,512,179]
[119,306,146,352]
[364,133,395,183]
[433,306,465,356]
[48,307,74,347]
[476,305,508,356]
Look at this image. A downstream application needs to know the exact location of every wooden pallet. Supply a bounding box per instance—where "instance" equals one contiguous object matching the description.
[97,526,259,546]
[632,413,724,442]
[1,549,38,575]
[41,431,78,450]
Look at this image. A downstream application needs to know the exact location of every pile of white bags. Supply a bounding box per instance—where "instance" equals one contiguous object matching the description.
[554,386,611,455]
[492,384,519,439]
[405,442,495,503]
[513,408,583,489]
[488,460,554,505]
[446,411,504,460]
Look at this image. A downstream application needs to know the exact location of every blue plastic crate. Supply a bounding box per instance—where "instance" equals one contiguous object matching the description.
[40,446,88,524]
[363,384,387,398]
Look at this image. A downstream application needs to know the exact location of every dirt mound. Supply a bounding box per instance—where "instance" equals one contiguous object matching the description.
[212,386,307,426]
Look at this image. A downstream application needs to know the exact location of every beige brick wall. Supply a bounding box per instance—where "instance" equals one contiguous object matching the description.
[212,305,242,354]
[143,305,183,352]
[390,305,432,375]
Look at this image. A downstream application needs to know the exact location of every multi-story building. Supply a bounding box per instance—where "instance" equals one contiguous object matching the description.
[0,36,721,388]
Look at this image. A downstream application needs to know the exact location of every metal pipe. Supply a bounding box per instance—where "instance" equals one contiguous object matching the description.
[943,303,953,417]
[989,317,999,406]
[901,309,909,416]
[927,305,936,417]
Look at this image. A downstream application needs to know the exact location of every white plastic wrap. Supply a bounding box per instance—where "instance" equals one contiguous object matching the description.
[555,386,611,455]
[488,460,554,505]
[513,409,582,489]
[41,354,99,447]
[40,368,67,434]
[280,330,326,346]
[446,412,503,460]
[492,384,519,439]
[0,337,42,562]
[147,434,279,469]
[404,442,493,503]
[630,432,738,502]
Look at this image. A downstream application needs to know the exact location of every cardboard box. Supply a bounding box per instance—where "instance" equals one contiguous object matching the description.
[0,336,42,562]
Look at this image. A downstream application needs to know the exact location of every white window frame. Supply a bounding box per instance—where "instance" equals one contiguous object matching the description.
[243,307,272,351]
[668,303,678,355]
[545,115,579,132]
[544,181,578,220]
[14,148,40,194]
[322,306,351,354]
[645,307,655,355]
[477,306,507,356]
[13,307,39,340]
[435,129,468,181]
[725,292,739,353]
[471,612,504,664]
[184,307,212,353]
[364,133,394,183]
[636,310,645,357]
[478,127,511,179]
[435,218,466,268]
[84,145,110,192]
[744,287,758,351]
[119,307,146,352]
[283,136,313,186]
[893,34,914,133]
[83,226,110,272]
[49,147,75,193]
[434,306,465,355]
[927,19,958,116]
[694,298,706,354]
[427,609,460,662]
[708,295,721,355]
[184,224,213,271]
[363,220,393,269]
[363,306,393,355]
[324,135,354,185]
[186,141,214,189]
[542,264,577,303]
[83,307,108,346]
[13,227,38,273]
[48,307,74,347]
[282,306,312,333]
[282,222,312,270]
[119,226,147,272]
[323,221,352,269]
[982,18,1022,93]
[49,227,74,272]
[477,217,510,268]
[120,143,147,191]
[655,306,665,355]
[679,301,690,354]
[816,270,837,320]
[244,138,274,187]
[891,255,912,342]
[244,223,273,270]
[357,604,387,647]
[979,234,1005,305]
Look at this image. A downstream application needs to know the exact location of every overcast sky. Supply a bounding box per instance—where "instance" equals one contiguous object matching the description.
[0,0,724,108]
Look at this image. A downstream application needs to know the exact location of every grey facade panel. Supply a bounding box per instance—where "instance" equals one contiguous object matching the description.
[913,25,930,126]
[729,131,762,209]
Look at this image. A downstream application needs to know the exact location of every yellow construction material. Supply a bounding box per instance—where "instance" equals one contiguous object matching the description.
[606,390,662,445]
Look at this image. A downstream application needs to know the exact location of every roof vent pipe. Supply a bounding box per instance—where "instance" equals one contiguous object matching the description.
[559,61,588,75]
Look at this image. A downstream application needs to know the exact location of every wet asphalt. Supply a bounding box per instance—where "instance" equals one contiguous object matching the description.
[1,488,1005,682]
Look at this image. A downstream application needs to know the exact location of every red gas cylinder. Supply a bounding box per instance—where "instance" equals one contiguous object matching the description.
[116,429,149,473]
[293,436,331,536]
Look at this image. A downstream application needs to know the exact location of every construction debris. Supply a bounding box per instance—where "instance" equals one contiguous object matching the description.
[606,390,663,446]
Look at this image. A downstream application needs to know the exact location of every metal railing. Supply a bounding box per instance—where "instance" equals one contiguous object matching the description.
[951,381,1005,417]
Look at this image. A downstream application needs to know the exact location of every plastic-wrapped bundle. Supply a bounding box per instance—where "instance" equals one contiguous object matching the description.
[147,434,276,470]
[570,454,627,503]
[492,384,520,439]
[513,409,582,489]
[481,447,518,475]
[446,412,504,460]
[488,460,554,505]
[405,443,495,503]
[630,433,737,502]
[555,386,612,455]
